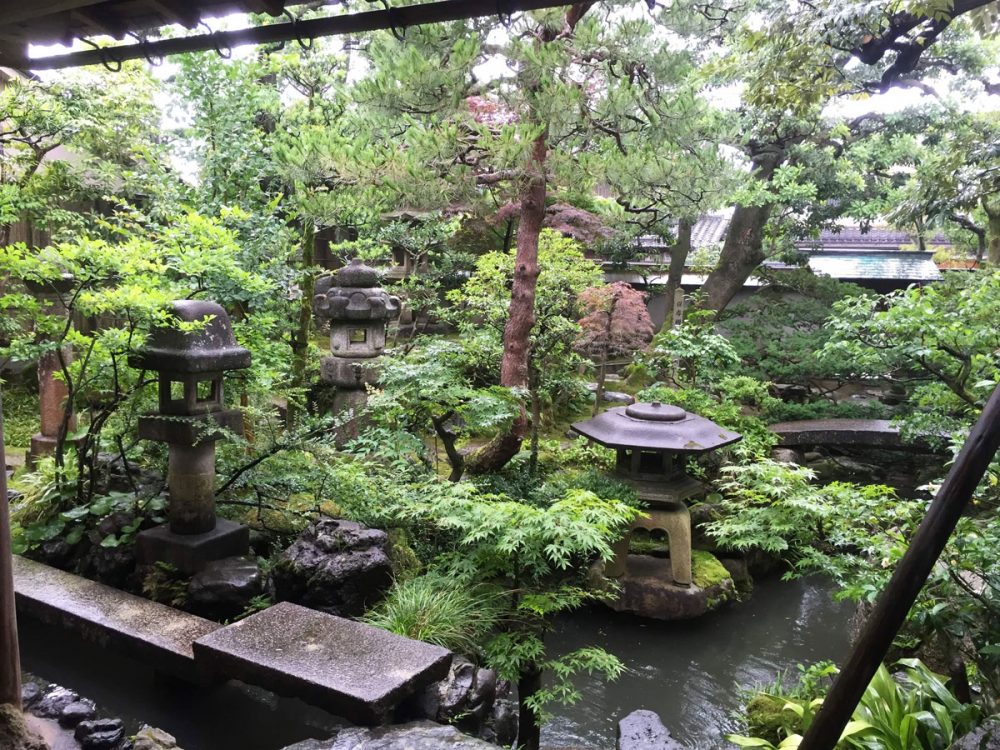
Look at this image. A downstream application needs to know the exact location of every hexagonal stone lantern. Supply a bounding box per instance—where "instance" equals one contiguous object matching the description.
[129,300,251,574]
[572,402,740,590]
[314,259,400,417]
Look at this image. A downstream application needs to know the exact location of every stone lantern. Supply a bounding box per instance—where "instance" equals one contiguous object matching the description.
[314,259,400,415]
[572,402,740,588]
[129,300,251,574]
[23,275,77,467]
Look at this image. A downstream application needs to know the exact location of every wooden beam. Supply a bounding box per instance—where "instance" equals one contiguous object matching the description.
[6,0,579,70]
[799,382,1000,750]
[0,0,107,27]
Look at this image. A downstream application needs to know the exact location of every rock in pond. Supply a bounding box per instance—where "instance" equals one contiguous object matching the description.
[188,555,264,620]
[950,718,1000,750]
[134,724,182,750]
[75,717,126,749]
[57,698,97,728]
[618,710,687,750]
[32,686,80,719]
[273,518,393,617]
[281,721,502,749]
[407,656,507,742]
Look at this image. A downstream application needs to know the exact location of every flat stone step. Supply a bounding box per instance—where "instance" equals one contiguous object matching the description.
[193,601,452,724]
[13,556,220,680]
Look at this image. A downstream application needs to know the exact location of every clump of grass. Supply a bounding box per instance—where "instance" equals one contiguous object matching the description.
[364,572,503,656]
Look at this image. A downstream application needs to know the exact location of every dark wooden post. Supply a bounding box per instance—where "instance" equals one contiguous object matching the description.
[800,383,1000,749]
[0,383,21,708]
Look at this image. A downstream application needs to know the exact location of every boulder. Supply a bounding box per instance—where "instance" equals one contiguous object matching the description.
[75,717,126,749]
[134,725,181,750]
[0,705,48,750]
[188,556,264,620]
[20,683,42,710]
[273,519,393,617]
[409,656,501,738]
[281,721,503,749]
[58,698,97,728]
[617,710,687,750]
[32,685,79,719]
[771,448,803,465]
[950,719,1000,750]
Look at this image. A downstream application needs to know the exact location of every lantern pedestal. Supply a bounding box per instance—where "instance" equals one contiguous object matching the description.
[591,553,735,621]
[136,518,250,575]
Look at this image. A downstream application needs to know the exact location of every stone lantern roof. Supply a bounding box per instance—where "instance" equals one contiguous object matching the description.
[314,259,401,322]
[571,402,741,454]
[129,300,251,374]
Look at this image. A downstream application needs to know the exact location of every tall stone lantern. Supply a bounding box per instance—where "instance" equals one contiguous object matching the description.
[314,259,400,415]
[572,402,740,588]
[23,275,77,467]
[129,300,251,574]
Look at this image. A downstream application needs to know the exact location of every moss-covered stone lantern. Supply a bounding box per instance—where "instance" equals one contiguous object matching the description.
[314,259,400,415]
[129,300,251,573]
[572,402,740,589]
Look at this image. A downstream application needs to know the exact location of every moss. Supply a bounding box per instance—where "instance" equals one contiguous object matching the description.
[691,549,732,589]
[744,693,794,743]
[387,528,422,581]
[0,704,48,750]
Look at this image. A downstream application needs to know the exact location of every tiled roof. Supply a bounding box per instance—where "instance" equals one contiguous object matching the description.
[806,252,941,281]
[806,226,950,248]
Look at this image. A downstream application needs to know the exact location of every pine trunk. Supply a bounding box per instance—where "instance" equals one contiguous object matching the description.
[700,151,783,313]
[665,218,692,327]
[466,132,546,475]
[987,209,1000,266]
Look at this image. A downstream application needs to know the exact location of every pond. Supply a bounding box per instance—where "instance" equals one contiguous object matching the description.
[542,576,855,749]
[20,575,853,750]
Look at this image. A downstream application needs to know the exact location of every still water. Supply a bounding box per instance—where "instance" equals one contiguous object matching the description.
[542,576,855,750]
[20,576,852,750]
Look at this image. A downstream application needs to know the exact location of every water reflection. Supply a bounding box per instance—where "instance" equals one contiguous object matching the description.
[543,576,854,749]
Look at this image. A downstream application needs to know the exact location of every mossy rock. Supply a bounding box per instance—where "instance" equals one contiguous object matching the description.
[387,528,422,581]
[691,549,732,589]
[744,693,800,743]
[0,704,48,750]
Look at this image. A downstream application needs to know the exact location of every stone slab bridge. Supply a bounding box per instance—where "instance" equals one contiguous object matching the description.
[13,556,451,725]
[768,418,947,453]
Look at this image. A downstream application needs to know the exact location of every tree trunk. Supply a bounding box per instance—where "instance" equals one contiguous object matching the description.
[288,222,316,430]
[700,150,784,314]
[0,385,22,708]
[528,369,542,475]
[984,198,1000,265]
[466,132,547,475]
[431,413,464,482]
[593,350,607,417]
[665,218,692,327]
[516,664,543,750]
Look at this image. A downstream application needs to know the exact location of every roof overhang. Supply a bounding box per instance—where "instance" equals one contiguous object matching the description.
[0,0,581,70]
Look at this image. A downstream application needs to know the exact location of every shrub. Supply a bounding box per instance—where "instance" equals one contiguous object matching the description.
[363,572,502,656]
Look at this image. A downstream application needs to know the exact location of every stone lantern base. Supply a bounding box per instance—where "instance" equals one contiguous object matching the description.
[136,519,249,575]
[590,552,736,620]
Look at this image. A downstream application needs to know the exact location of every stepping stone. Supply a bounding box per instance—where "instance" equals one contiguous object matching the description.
[13,556,220,680]
[193,602,452,724]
